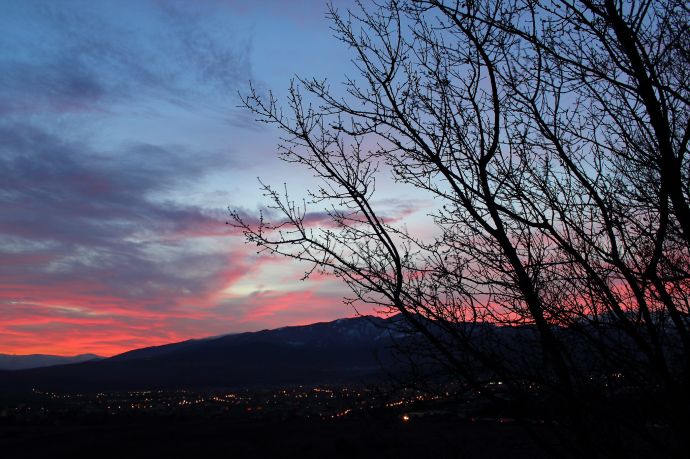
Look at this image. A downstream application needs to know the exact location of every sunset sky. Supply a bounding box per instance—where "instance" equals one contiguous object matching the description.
[0,0,430,356]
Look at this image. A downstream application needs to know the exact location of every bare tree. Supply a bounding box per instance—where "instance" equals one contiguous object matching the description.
[233,1,689,456]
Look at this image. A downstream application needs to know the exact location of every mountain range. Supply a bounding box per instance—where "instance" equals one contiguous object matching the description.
[0,315,404,394]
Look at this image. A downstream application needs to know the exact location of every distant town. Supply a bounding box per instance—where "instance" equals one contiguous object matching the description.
[3,384,475,424]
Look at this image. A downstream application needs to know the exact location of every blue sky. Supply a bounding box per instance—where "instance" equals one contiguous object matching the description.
[0,0,428,355]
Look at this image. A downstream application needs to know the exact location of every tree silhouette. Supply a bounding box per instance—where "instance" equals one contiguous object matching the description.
[233,1,689,456]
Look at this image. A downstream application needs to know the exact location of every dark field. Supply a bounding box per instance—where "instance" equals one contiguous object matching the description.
[0,416,548,459]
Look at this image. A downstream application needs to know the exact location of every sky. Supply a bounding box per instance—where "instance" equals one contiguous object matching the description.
[0,0,428,356]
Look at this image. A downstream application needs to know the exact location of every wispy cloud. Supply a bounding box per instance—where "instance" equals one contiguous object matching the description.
[0,0,253,118]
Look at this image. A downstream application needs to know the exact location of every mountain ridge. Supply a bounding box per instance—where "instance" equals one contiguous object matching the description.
[0,315,402,394]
